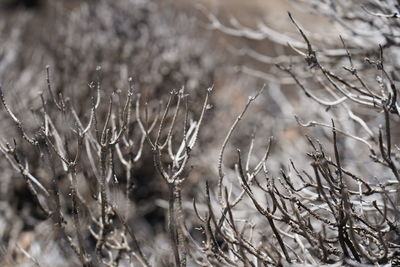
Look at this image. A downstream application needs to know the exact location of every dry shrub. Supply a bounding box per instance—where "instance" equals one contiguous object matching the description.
[1,0,400,266]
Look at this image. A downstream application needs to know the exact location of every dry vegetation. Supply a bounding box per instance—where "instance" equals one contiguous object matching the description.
[0,0,399,266]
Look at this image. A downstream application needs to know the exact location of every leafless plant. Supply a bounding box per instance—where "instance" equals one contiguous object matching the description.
[2,0,400,266]
[196,0,400,265]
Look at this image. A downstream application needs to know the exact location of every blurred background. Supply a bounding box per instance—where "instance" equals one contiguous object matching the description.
[0,0,393,266]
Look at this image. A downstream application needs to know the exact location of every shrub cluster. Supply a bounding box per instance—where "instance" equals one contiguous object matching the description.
[1,0,400,266]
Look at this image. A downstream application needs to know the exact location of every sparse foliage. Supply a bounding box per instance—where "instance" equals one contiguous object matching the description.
[1,0,400,266]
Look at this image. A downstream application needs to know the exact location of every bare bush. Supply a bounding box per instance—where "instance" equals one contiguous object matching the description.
[197,0,400,265]
[1,0,400,266]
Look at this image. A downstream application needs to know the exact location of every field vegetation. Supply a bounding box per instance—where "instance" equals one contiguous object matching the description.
[0,0,399,266]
